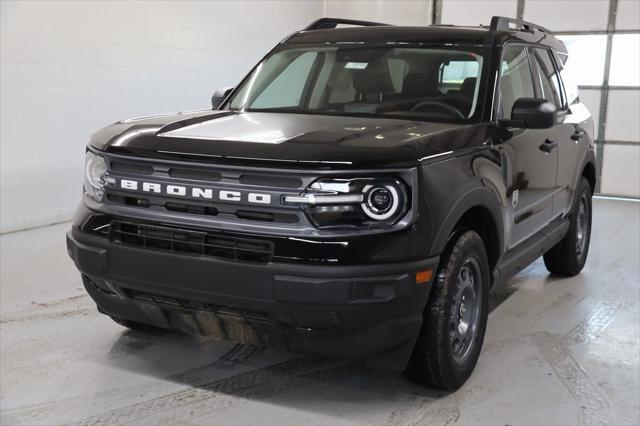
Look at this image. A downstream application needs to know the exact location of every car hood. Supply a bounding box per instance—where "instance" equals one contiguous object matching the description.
[90,110,488,167]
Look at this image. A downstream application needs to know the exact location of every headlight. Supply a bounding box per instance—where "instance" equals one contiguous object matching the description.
[84,151,108,202]
[284,177,409,229]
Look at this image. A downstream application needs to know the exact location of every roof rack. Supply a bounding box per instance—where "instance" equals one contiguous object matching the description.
[303,17,391,31]
[490,16,550,34]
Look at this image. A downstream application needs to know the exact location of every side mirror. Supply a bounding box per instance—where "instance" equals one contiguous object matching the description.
[505,98,557,129]
[211,87,234,109]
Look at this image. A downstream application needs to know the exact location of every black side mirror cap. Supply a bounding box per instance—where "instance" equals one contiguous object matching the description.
[211,87,234,109]
[502,98,557,129]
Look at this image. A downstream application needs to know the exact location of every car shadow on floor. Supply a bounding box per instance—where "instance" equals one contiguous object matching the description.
[92,264,552,424]
[98,323,451,424]
[98,346,449,424]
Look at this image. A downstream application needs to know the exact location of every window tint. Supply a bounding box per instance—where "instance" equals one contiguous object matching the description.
[229,46,485,123]
[531,48,563,109]
[498,46,535,119]
[252,52,318,108]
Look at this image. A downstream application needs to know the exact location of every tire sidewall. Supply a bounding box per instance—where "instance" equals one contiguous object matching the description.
[542,177,593,276]
[570,178,593,270]
[576,179,593,267]
[437,231,491,383]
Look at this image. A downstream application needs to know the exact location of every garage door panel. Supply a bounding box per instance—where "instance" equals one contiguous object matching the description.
[605,89,640,142]
[600,144,640,197]
[524,0,609,31]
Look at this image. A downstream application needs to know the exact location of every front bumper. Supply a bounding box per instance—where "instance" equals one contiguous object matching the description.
[67,226,438,370]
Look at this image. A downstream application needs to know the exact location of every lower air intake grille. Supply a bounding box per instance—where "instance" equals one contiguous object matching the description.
[109,221,273,263]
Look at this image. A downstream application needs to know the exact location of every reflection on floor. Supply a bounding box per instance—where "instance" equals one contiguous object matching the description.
[1,199,638,425]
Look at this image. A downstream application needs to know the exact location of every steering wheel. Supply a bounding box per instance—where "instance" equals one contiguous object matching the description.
[410,101,466,119]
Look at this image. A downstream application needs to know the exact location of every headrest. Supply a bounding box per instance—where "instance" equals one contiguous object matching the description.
[352,71,393,100]
[402,73,430,95]
[460,77,477,95]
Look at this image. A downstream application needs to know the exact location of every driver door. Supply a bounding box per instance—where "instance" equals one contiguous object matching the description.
[496,45,559,249]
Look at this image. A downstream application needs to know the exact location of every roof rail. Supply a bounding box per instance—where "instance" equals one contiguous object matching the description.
[489,16,550,34]
[303,17,391,31]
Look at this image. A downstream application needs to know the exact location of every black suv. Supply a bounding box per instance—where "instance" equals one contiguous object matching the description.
[67,17,596,390]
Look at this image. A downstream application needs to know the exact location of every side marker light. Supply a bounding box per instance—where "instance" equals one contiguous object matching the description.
[416,269,433,284]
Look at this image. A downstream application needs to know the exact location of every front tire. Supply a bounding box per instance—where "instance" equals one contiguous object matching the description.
[405,230,490,390]
[543,177,592,276]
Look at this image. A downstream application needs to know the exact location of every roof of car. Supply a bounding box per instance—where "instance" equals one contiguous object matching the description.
[283,19,566,55]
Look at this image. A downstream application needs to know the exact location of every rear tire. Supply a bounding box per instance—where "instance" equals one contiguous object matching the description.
[543,177,592,276]
[405,230,490,390]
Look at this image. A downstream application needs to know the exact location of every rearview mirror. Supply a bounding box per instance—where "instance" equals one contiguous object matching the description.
[211,87,234,109]
[503,98,557,129]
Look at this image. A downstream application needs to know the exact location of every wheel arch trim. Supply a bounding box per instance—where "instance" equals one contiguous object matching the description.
[428,185,505,266]
[580,150,597,194]
[569,149,597,213]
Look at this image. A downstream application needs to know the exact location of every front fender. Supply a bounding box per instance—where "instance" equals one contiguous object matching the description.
[428,185,505,259]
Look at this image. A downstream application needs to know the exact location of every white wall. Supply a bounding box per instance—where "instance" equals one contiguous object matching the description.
[0,0,323,233]
[324,0,432,26]
[524,0,610,31]
[441,0,517,27]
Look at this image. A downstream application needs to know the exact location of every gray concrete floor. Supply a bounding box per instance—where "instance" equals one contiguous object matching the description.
[1,198,638,425]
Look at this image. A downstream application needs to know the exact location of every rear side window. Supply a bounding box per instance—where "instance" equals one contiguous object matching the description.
[556,51,580,106]
[531,48,563,109]
[498,45,535,119]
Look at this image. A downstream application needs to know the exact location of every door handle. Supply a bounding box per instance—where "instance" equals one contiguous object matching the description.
[539,139,557,153]
[571,128,586,141]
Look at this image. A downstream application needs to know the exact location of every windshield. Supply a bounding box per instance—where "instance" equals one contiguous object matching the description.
[227,44,485,123]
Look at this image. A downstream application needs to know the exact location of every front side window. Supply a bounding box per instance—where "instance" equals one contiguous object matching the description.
[531,48,563,109]
[228,45,485,123]
[498,45,535,119]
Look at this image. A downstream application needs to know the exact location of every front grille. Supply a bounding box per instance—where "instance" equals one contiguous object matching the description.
[238,174,302,188]
[104,155,309,226]
[105,194,299,224]
[109,221,273,262]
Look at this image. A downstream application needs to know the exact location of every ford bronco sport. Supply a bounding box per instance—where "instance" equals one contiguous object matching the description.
[67,17,596,390]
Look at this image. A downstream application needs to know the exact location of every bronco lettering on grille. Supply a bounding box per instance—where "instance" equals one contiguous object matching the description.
[117,179,272,205]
